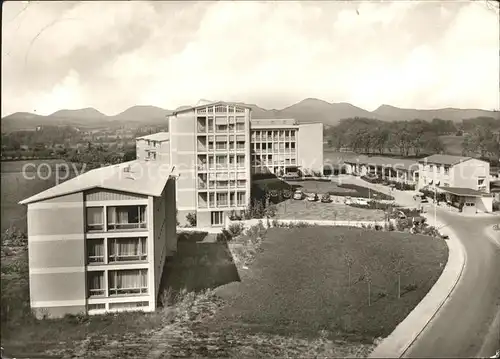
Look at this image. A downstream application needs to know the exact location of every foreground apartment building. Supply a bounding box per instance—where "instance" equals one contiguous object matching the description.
[136,100,323,228]
[417,154,493,213]
[20,160,177,318]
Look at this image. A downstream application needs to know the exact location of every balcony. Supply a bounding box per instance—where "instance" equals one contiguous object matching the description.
[197,164,208,171]
[198,181,207,189]
[197,124,207,132]
[108,269,148,296]
[107,206,147,231]
[108,237,147,262]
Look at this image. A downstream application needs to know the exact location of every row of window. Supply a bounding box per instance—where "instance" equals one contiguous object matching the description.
[198,192,246,208]
[197,154,246,170]
[252,142,296,151]
[198,141,246,152]
[251,130,297,141]
[197,106,246,114]
[88,269,148,297]
[87,237,147,264]
[86,205,147,232]
[425,164,450,175]
[198,179,247,190]
[88,301,149,311]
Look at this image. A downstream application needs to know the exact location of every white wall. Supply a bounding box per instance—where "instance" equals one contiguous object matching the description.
[298,123,323,174]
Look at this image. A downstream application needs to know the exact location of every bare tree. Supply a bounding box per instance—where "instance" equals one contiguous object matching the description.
[343,251,354,288]
[391,255,405,299]
[363,265,372,306]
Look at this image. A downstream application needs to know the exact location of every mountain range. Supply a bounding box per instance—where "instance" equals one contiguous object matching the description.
[1,98,498,132]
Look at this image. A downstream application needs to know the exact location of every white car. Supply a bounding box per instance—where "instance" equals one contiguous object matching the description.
[356,198,369,206]
[293,190,305,200]
[344,196,353,205]
[491,349,500,359]
[307,193,319,202]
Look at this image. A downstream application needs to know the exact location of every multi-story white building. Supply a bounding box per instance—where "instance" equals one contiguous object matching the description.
[19,160,178,318]
[135,132,170,162]
[250,119,323,176]
[142,100,324,228]
[417,154,493,213]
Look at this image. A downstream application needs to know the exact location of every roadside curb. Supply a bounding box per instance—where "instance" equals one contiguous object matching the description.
[369,214,467,358]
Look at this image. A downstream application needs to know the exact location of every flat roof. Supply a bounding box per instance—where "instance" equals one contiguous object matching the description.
[136,132,170,142]
[418,154,472,166]
[343,156,419,172]
[250,118,298,127]
[171,101,251,116]
[19,160,174,205]
[437,186,492,197]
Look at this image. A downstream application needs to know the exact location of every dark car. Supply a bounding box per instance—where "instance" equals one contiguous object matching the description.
[320,193,332,203]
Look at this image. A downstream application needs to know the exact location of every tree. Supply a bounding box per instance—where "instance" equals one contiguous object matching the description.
[362,265,372,306]
[391,255,405,299]
[343,251,354,288]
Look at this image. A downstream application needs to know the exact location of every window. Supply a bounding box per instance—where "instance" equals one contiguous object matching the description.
[108,237,147,262]
[88,271,105,297]
[216,155,228,169]
[209,193,215,207]
[88,303,105,310]
[208,118,214,132]
[215,141,227,150]
[109,301,149,310]
[237,155,245,168]
[217,181,229,189]
[237,192,246,206]
[217,193,228,206]
[86,207,104,231]
[215,105,227,113]
[107,206,147,230]
[108,269,148,296]
[147,151,156,160]
[211,211,224,225]
[230,192,235,206]
[236,123,245,132]
[444,166,449,175]
[216,125,228,133]
[478,178,485,186]
[237,180,246,188]
[87,239,104,264]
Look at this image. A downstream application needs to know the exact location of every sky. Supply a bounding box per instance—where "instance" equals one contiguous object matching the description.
[1,0,499,117]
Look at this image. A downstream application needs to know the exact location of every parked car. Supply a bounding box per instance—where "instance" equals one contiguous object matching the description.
[320,193,332,203]
[490,349,500,359]
[413,193,428,203]
[293,190,305,200]
[344,196,353,205]
[356,198,369,206]
[307,193,319,202]
[282,172,300,180]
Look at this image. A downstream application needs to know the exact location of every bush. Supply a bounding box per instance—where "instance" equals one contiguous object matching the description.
[229,210,243,221]
[216,229,233,243]
[227,223,244,237]
[186,212,197,227]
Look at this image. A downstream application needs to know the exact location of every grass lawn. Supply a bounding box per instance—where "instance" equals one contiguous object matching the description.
[275,199,386,221]
[211,226,448,345]
[289,180,394,200]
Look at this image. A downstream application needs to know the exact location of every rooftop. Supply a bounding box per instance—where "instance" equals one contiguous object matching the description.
[343,155,419,172]
[437,186,492,197]
[250,118,298,127]
[418,154,472,166]
[171,101,251,116]
[136,132,170,142]
[19,160,175,205]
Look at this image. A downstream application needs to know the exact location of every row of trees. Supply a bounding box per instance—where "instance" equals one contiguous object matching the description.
[326,116,500,160]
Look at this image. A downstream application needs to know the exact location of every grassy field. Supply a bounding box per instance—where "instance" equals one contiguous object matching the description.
[289,180,394,200]
[275,199,386,221]
[211,227,448,345]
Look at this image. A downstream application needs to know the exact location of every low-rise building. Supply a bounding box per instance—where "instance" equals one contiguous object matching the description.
[19,160,177,318]
[343,155,419,184]
[417,154,493,213]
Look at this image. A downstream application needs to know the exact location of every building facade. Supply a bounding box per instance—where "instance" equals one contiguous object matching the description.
[135,132,170,162]
[20,161,177,318]
[417,154,493,213]
[168,101,252,228]
[343,156,419,184]
[250,119,323,176]
[160,101,324,228]
[417,154,490,193]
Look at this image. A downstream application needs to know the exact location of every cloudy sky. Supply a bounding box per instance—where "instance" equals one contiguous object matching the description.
[1,1,499,117]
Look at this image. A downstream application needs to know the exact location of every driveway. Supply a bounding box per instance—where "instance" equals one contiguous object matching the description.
[403,211,500,358]
[338,176,500,357]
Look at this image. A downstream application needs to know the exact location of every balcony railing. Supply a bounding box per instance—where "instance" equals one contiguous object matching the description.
[198,164,207,171]
[107,223,147,231]
[197,125,206,132]
[218,201,229,207]
[198,181,207,189]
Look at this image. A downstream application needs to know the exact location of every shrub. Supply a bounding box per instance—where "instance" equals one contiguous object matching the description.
[186,212,197,227]
[229,210,243,221]
[227,222,244,237]
[216,229,233,243]
[374,224,383,231]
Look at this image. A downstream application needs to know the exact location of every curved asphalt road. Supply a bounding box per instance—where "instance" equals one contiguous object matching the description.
[403,210,500,358]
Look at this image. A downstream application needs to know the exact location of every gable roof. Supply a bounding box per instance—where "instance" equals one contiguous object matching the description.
[418,154,472,166]
[171,101,252,116]
[19,160,174,205]
[136,132,170,142]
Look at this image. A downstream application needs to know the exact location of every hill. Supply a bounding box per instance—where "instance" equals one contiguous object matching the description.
[2,100,498,133]
[372,104,499,123]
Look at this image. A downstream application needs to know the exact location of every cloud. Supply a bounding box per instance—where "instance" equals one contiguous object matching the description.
[1,0,499,117]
